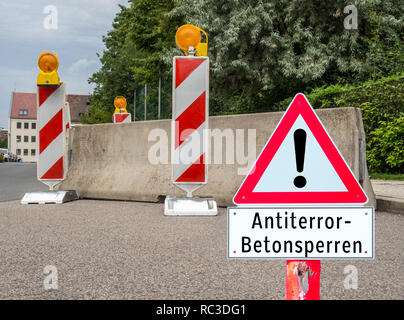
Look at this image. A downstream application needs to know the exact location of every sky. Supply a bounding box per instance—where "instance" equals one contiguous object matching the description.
[0,0,129,129]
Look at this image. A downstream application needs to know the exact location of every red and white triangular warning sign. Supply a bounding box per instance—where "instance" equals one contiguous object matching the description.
[233,93,368,206]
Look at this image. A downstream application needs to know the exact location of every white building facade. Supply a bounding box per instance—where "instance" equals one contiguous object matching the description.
[8,92,89,163]
[8,93,38,162]
[8,118,38,162]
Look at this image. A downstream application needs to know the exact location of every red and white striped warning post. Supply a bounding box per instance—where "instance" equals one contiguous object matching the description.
[112,96,131,123]
[172,56,209,191]
[65,101,71,130]
[21,51,78,204]
[164,55,217,215]
[113,113,132,123]
[64,101,72,170]
[37,83,66,189]
[163,24,216,215]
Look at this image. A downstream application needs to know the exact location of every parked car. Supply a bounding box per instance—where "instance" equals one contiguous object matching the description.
[5,153,17,162]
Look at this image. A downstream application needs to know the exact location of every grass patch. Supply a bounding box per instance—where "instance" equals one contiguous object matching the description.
[369,173,404,180]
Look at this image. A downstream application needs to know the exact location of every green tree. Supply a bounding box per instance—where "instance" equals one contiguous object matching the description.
[365,5,404,80]
[83,0,184,124]
[166,0,403,112]
[129,0,185,83]
[85,0,403,122]
[0,137,7,149]
[82,4,137,123]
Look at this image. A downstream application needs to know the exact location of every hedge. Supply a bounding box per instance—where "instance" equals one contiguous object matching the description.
[275,73,404,174]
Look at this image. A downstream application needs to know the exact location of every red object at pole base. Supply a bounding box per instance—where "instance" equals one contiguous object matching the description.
[285,260,321,300]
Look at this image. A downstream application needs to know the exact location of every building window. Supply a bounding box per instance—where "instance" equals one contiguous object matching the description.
[18,109,28,116]
[32,123,36,130]
[17,122,21,129]
[23,149,28,156]
[31,149,36,156]
[16,135,21,142]
[16,149,21,155]
[24,136,29,142]
[24,123,29,129]
[31,136,36,143]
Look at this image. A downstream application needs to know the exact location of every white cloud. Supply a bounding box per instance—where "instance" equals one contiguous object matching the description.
[68,58,97,73]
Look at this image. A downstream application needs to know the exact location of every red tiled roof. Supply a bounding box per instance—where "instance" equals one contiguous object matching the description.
[66,95,89,123]
[10,92,89,123]
[10,92,37,119]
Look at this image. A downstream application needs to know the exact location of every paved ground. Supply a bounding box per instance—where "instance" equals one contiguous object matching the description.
[0,200,402,300]
[0,163,47,202]
[372,180,404,201]
[372,179,404,215]
[0,165,402,299]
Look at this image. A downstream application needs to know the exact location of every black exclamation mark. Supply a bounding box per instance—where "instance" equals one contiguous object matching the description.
[293,129,307,188]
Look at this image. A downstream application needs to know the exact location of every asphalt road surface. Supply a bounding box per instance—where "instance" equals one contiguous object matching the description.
[0,200,402,300]
[0,163,48,202]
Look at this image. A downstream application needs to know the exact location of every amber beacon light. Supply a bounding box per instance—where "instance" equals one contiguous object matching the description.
[175,24,208,56]
[114,96,128,114]
[37,50,60,86]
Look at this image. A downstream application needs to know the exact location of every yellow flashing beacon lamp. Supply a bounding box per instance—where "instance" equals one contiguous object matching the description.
[175,24,208,56]
[37,50,60,86]
[114,96,128,114]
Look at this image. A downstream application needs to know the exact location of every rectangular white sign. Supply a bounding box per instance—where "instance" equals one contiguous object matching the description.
[228,207,374,259]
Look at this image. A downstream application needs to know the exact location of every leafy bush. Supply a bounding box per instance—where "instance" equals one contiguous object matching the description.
[210,94,259,116]
[84,1,403,124]
[367,116,404,173]
[276,73,404,174]
[0,153,4,163]
[172,0,404,98]
[0,137,7,149]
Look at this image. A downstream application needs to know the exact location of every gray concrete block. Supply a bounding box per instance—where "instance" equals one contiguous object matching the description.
[61,108,375,207]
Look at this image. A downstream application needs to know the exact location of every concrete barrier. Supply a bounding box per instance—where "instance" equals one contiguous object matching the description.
[61,107,376,207]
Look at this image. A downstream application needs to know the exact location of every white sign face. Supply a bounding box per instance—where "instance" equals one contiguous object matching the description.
[254,116,347,192]
[232,93,368,206]
[228,207,374,259]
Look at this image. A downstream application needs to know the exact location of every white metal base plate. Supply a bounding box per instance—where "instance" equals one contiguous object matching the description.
[164,195,218,216]
[21,190,79,205]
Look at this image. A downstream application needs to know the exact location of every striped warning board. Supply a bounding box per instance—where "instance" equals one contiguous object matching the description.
[64,101,72,171]
[285,260,321,300]
[172,56,209,185]
[37,83,66,182]
[65,101,71,130]
[113,113,131,123]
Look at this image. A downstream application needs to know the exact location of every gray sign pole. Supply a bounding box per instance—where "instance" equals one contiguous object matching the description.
[133,89,136,122]
[158,77,161,119]
[144,84,147,121]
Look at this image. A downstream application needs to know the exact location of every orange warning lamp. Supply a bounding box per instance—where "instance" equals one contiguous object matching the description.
[175,24,208,56]
[114,96,128,114]
[37,50,60,86]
